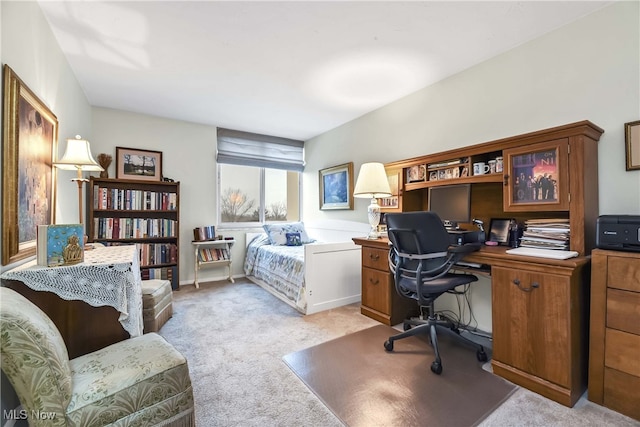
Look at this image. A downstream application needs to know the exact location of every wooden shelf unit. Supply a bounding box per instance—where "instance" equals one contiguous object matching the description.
[369,121,604,407]
[192,239,235,288]
[87,177,180,289]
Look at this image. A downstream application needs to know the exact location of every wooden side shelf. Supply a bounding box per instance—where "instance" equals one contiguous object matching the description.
[192,239,235,288]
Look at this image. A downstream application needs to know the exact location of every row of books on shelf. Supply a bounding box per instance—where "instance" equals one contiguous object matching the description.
[93,217,177,240]
[141,266,176,286]
[193,225,216,241]
[519,218,570,250]
[93,186,177,211]
[197,247,230,262]
[137,243,178,267]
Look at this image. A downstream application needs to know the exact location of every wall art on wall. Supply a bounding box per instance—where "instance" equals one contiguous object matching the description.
[116,147,163,181]
[2,65,58,265]
[625,120,640,171]
[319,162,354,210]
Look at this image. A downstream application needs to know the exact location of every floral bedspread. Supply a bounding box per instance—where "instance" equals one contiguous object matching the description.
[244,234,307,311]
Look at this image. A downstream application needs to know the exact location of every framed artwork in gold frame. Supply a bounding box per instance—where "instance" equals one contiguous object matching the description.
[2,65,58,265]
[319,162,354,210]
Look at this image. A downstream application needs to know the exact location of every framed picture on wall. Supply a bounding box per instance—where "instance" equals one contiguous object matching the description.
[319,162,354,210]
[625,120,640,171]
[116,147,163,181]
[2,65,58,265]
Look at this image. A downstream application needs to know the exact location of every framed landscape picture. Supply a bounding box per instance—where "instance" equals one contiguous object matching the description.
[2,65,58,265]
[319,162,354,210]
[116,147,163,181]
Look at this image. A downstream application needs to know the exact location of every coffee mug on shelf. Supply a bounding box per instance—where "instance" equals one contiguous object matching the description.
[473,162,490,175]
[496,156,504,173]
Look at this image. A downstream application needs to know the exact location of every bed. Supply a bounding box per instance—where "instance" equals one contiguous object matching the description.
[244,220,370,315]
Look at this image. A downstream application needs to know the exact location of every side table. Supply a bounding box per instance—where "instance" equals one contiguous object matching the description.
[192,239,235,288]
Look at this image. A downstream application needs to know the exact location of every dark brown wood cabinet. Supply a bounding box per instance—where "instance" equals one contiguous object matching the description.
[589,249,640,421]
[353,237,416,326]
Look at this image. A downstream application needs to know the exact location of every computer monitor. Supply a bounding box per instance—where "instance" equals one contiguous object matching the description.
[428,184,471,229]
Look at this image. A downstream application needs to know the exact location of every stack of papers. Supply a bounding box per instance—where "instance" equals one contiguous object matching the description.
[520,219,570,250]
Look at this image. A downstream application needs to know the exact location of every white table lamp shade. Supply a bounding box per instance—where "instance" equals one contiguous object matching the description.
[353,162,392,198]
[54,136,103,171]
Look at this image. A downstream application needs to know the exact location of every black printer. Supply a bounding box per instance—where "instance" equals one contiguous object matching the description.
[596,215,640,252]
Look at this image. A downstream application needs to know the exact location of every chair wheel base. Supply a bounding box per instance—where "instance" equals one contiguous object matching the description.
[384,340,394,351]
[431,361,442,374]
[477,347,488,362]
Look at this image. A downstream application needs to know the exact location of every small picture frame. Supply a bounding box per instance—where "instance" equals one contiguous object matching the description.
[407,165,426,183]
[625,120,640,171]
[116,147,163,181]
[429,171,438,181]
[489,218,512,245]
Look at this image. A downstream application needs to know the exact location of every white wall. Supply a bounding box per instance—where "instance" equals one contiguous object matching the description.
[303,1,640,332]
[0,1,93,271]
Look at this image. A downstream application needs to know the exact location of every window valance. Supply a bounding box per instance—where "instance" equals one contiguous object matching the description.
[216,128,305,171]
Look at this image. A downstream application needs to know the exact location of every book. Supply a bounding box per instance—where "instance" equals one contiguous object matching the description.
[37,224,84,267]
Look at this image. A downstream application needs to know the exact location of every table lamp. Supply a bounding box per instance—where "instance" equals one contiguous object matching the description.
[353,162,391,239]
[54,135,104,225]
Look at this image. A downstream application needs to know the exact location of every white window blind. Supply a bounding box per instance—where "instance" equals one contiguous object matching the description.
[216,128,305,171]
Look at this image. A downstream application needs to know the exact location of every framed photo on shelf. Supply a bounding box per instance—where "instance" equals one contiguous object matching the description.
[429,171,438,181]
[319,162,354,210]
[625,120,640,171]
[2,65,58,265]
[407,165,426,183]
[116,147,163,181]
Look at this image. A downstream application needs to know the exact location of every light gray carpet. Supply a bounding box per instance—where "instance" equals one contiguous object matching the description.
[159,279,640,427]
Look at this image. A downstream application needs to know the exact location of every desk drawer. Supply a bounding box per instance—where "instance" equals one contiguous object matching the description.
[362,267,390,314]
[606,288,640,335]
[607,257,640,292]
[604,328,640,377]
[362,246,390,271]
[603,367,640,421]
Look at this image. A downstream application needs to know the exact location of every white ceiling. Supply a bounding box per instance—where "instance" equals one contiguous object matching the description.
[38,1,612,141]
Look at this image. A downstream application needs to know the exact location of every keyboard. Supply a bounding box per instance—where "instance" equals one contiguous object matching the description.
[506,247,579,260]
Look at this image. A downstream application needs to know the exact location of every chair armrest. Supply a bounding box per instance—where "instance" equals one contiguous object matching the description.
[448,242,481,255]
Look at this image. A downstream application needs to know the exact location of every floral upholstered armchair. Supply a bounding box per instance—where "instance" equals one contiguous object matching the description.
[0,287,195,426]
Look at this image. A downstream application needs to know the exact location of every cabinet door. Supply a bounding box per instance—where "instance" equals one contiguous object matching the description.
[503,139,569,212]
[492,266,571,387]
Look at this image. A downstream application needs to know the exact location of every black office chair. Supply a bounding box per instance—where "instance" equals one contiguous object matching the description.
[383,211,487,374]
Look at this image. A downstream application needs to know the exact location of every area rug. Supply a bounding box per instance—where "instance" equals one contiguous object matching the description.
[283,324,517,427]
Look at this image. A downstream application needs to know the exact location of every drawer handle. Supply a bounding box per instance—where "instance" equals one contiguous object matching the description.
[369,278,380,285]
[369,253,380,261]
[513,279,539,292]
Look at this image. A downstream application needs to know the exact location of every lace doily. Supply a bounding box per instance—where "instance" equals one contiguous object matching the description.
[1,245,143,337]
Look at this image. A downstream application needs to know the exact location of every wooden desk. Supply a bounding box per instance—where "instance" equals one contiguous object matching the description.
[353,238,591,407]
[1,245,143,358]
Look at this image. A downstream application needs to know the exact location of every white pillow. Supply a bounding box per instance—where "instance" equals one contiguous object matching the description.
[263,222,312,246]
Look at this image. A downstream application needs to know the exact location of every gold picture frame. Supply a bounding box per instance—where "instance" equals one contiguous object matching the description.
[2,65,58,265]
[319,162,354,210]
[625,120,640,171]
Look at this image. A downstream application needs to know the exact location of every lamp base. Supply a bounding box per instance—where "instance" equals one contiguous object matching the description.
[366,197,381,239]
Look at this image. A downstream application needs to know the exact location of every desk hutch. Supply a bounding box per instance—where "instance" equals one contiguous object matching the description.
[354,121,603,407]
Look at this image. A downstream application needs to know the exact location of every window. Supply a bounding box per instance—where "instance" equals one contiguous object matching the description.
[218,164,300,225]
[216,128,304,226]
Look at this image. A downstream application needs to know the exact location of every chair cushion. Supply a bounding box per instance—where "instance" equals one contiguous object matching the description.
[0,287,72,423]
[141,279,172,307]
[399,273,479,296]
[66,333,193,426]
